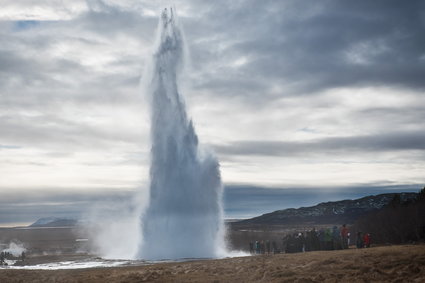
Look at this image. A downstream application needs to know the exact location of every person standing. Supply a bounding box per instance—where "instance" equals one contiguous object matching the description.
[340,224,349,249]
[272,241,278,254]
[356,232,364,248]
[249,241,254,254]
[332,226,341,250]
[266,240,271,254]
[363,233,371,248]
[311,228,320,251]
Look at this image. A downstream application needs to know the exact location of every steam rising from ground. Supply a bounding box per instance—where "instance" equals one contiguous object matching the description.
[137,8,226,260]
[86,199,142,259]
[2,242,26,257]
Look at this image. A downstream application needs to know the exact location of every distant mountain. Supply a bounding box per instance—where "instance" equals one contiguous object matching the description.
[234,193,418,226]
[29,217,78,227]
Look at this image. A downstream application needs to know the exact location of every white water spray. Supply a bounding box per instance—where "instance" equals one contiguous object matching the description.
[137,8,226,260]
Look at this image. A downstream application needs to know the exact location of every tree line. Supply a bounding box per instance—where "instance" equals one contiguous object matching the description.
[352,187,425,244]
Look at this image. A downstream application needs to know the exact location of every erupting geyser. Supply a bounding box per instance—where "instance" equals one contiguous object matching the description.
[138,8,226,260]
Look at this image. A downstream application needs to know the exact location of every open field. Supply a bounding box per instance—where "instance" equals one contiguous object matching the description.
[0,245,424,282]
[1,226,425,282]
[0,227,86,255]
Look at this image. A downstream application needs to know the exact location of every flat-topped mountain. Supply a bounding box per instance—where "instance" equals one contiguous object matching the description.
[235,192,417,226]
[29,217,78,227]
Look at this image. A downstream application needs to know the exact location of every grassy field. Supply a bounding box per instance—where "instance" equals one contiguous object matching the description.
[0,245,424,282]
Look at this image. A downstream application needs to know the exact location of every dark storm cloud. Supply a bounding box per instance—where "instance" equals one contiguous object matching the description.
[214,131,425,157]
[186,0,425,97]
[2,0,423,108]
[1,0,424,104]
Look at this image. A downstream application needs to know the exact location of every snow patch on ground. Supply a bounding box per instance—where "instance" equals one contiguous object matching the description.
[2,259,131,270]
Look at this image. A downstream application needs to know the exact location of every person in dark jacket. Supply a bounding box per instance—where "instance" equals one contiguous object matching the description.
[319,229,326,250]
[296,233,304,252]
[340,224,349,249]
[356,232,364,248]
[311,228,320,251]
[332,226,341,250]
[249,242,254,254]
[324,228,332,250]
[272,241,278,254]
[266,240,271,254]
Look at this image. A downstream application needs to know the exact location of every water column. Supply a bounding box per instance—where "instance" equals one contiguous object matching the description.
[138,8,226,260]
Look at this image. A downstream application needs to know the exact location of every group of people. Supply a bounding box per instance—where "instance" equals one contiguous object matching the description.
[0,251,25,266]
[249,240,279,254]
[249,224,372,255]
[356,231,371,248]
[284,224,351,253]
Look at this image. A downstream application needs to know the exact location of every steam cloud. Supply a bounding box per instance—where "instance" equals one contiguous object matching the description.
[2,242,26,257]
[85,197,143,259]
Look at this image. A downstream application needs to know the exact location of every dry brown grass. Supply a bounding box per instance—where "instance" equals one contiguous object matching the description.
[1,244,424,282]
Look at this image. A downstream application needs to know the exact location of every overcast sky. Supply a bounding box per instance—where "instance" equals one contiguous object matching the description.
[1,0,424,224]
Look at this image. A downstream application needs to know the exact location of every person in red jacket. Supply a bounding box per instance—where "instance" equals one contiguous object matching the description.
[340,224,349,249]
[363,233,371,248]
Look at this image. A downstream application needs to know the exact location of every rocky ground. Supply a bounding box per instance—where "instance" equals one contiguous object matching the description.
[1,244,424,282]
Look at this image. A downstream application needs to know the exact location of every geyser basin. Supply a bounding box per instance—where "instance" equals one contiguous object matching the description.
[138,8,226,260]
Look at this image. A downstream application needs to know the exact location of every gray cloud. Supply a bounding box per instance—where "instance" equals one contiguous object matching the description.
[185,0,425,98]
[214,131,425,157]
[0,112,143,151]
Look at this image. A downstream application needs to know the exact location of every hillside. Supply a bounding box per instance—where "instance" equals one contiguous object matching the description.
[235,192,417,226]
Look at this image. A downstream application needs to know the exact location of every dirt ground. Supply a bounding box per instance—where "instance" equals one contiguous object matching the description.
[1,244,424,282]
